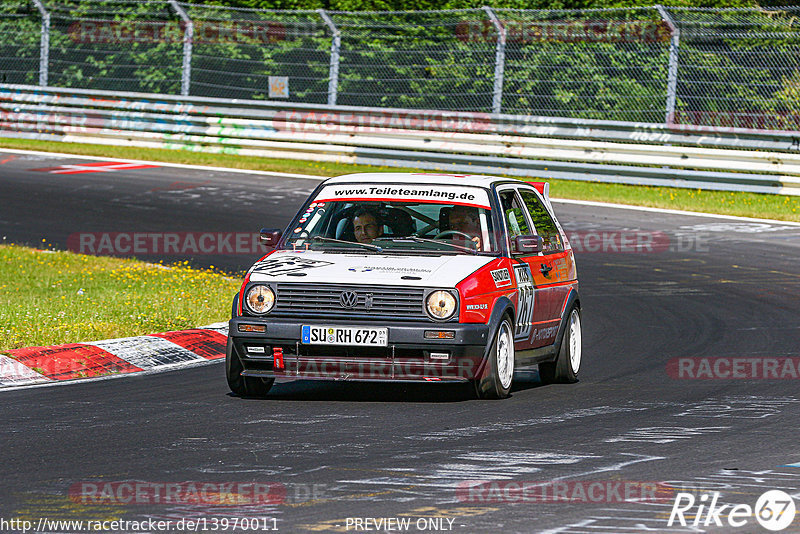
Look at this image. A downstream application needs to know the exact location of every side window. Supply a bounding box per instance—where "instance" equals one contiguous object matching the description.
[520,190,564,254]
[498,190,530,240]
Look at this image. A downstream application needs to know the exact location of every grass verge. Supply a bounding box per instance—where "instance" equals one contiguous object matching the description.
[0,244,239,352]
[2,137,798,222]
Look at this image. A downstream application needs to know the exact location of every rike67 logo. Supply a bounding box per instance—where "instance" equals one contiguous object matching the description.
[668,490,796,531]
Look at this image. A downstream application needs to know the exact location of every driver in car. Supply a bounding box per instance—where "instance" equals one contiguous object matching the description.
[448,205,482,249]
[353,209,384,244]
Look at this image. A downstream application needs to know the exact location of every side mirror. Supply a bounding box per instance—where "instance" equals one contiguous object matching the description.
[259,228,282,247]
[514,235,542,254]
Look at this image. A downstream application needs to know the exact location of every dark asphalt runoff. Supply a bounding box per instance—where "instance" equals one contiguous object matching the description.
[1,150,800,534]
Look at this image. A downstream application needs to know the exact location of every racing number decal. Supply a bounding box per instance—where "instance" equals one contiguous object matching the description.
[513,264,534,340]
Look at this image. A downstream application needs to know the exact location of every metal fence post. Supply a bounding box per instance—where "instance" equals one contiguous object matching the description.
[483,6,506,115]
[30,0,49,87]
[169,0,193,96]
[656,5,680,124]
[318,9,340,107]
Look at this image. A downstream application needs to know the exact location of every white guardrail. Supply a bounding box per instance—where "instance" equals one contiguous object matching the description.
[1,84,800,195]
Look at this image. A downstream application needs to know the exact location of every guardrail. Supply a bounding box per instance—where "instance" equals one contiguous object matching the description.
[1,84,799,195]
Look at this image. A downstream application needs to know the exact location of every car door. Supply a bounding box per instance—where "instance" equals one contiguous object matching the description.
[497,186,572,351]
[517,187,574,347]
[495,187,549,351]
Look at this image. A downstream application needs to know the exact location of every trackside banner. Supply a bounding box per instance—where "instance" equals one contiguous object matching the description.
[315,185,491,209]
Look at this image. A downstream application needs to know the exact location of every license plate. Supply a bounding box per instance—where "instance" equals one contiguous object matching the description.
[301,325,388,346]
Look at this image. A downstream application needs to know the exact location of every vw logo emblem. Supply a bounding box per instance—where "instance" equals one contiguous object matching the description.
[339,291,358,309]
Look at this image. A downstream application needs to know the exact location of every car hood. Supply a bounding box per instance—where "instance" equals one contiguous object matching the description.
[248,250,495,287]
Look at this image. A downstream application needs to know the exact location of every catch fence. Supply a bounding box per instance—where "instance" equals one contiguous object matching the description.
[1,2,799,130]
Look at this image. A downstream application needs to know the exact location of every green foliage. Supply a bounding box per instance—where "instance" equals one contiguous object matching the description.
[777,69,800,108]
[203,0,761,10]
[1,0,796,129]
[40,1,183,93]
[0,2,41,85]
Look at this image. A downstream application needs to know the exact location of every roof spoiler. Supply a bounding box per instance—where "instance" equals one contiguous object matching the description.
[526,181,553,210]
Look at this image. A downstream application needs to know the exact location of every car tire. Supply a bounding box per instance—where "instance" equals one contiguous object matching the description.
[226,337,274,397]
[474,317,515,399]
[539,306,582,384]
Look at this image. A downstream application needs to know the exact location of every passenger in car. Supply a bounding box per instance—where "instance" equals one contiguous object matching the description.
[352,209,384,244]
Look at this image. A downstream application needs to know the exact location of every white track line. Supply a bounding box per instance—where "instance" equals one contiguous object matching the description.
[551,198,800,227]
[0,147,325,181]
[3,148,798,226]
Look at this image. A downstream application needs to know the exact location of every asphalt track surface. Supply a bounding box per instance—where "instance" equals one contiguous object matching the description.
[2,150,800,533]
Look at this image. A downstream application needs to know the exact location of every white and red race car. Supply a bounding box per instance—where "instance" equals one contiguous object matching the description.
[227,173,581,399]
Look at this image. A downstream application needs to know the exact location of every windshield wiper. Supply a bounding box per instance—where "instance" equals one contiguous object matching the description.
[404,236,478,254]
[311,236,383,252]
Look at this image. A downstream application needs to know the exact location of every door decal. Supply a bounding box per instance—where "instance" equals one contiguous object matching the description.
[513,263,534,340]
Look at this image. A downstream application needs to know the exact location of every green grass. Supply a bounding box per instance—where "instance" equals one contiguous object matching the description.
[0,244,239,352]
[2,137,798,222]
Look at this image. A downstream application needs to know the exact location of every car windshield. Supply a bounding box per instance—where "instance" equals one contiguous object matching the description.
[282,184,499,255]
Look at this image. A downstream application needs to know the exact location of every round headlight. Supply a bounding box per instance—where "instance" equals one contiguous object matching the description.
[245,285,275,315]
[426,290,457,320]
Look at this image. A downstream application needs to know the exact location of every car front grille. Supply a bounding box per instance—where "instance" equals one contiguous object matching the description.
[272,283,427,322]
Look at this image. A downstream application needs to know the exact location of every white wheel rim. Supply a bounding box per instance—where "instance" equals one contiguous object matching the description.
[497,322,514,389]
[568,309,582,374]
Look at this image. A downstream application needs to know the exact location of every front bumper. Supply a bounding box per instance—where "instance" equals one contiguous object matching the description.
[229,317,490,382]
